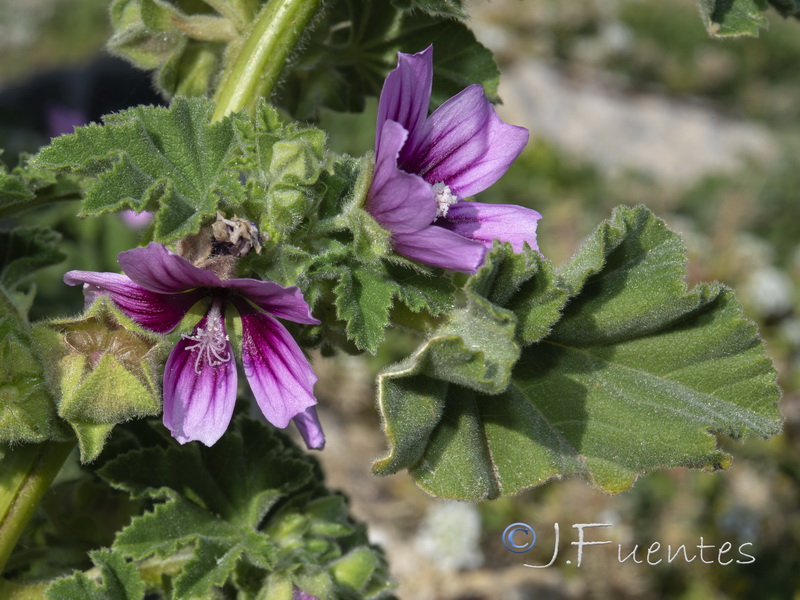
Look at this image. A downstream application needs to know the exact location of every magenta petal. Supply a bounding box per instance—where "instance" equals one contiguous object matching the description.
[392,225,487,273]
[223,278,319,325]
[406,85,529,199]
[237,305,318,429]
[64,270,203,333]
[367,120,437,234]
[118,242,223,294]
[162,318,237,446]
[376,46,434,165]
[293,406,325,450]
[439,202,541,252]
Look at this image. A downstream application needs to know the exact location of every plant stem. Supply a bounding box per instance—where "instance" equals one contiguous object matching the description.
[0,578,48,600]
[0,442,74,574]
[212,0,322,121]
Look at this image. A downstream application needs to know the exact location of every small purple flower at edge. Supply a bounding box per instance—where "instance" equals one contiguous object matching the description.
[64,242,324,449]
[366,45,542,273]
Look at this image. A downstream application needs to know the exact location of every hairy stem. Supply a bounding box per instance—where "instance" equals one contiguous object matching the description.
[0,442,74,574]
[212,0,322,120]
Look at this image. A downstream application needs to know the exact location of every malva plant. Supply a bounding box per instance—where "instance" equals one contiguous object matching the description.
[0,1,788,599]
[64,241,324,448]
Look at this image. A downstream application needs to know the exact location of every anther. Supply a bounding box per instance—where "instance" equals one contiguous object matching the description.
[182,300,231,374]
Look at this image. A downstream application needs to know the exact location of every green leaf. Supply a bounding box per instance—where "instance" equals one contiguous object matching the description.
[109,0,230,97]
[375,205,782,499]
[96,417,395,598]
[391,0,466,18]
[334,267,398,354]
[696,0,769,37]
[98,419,302,595]
[33,97,244,243]
[0,227,66,291]
[468,243,568,345]
[46,548,145,600]
[281,0,499,119]
[0,163,35,208]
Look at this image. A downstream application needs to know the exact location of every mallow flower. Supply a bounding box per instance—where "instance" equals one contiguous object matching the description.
[64,242,324,449]
[366,45,542,273]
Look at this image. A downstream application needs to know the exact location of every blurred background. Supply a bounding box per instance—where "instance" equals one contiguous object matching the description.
[1,0,798,597]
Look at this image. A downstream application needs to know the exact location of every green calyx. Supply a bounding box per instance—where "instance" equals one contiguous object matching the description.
[32,297,167,463]
[0,317,71,446]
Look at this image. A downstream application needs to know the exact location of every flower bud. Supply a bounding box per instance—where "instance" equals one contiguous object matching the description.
[0,317,71,444]
[269,129,326,186]
[32,297,167,462]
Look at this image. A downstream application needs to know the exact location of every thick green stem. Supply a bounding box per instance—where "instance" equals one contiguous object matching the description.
[0,442,74,574]
[212,0,322,120]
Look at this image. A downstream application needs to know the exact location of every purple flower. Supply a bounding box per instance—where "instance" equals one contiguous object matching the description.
[366,46,541,273]
[64,242,324,449]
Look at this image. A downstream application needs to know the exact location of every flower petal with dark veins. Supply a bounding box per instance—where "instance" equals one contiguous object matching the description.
[292,406,325,450]
[367,120,437,234]
[439,202,541,252]
[223,278,320,325]
[393,225,486,273]
[64,270,204,334]
[376,45,433,166]
[408,85,529,199]
[118,242,223,294]
[162,315,238,446]
[237,302,318,429]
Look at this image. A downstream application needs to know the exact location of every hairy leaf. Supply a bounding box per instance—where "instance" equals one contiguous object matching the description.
[375,206,782,499]
[282,0,499,119]
[697,0,769,37]
[391,0,466,18]
[0,163,35,208]
[98,417,395,598]
[334,266,398,354]
[46,549,145,600]
[468,243,568,345]
[0,227,66,291]
[34,97,244,243]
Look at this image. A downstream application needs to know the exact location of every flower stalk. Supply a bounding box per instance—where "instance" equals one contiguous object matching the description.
[212,0,323,120]
[0,441,74,574]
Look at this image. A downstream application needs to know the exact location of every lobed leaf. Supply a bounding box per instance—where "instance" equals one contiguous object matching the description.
[34,97,244,243]
[281,0,499,119]
[98,417,395,598]
[46,549,145,600]
[375,205,782,499]
[696,0,769,37]
[334,266,399,354]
